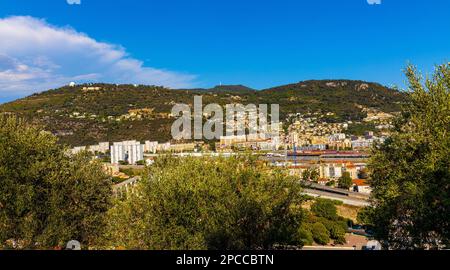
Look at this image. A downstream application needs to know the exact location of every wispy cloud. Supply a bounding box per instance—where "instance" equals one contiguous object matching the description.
[67,0,81,5]
[367,0,382,5]
[0,16,196,99]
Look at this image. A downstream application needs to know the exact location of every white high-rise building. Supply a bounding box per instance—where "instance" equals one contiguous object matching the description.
[144,141,158,153]
[111,140,144,165]
[88,142,110,154]
[98,142,110,152]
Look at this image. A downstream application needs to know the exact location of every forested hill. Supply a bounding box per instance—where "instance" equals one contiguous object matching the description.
[0,80,407,146]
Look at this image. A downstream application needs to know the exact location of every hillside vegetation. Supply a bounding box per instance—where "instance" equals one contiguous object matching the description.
[0,80,406,146]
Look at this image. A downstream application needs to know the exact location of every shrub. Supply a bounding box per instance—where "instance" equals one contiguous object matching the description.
[135,160,145,166]
[326,180,336,187]
[328,223,347,245]
[338,172,353,190]
[311,222,330,245]
[297,225,314,246]
[311,199,338,220]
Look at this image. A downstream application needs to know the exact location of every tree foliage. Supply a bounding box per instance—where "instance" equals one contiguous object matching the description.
[310,222,330,245]
[0,116,112,249]
[311,199,339,220]
[338,172,353,190]
[104,156,307,250]
[0,80,406,147]
[296,225,314,246]
[367,64,450,249]
[302,168,320,182]
[307,199,348,245]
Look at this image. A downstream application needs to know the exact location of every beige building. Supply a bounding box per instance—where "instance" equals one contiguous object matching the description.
[219,135,247,146]
[352,179,372,194]
[169,143,197,153]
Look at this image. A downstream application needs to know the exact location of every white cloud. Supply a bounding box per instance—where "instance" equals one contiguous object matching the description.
[0,16,196,99]
[67,0,81,5]
[367,0,382,5]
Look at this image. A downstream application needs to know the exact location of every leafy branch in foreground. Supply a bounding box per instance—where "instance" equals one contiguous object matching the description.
[103,156,307,250]
[0,116,112,249]
[366,64,450,249]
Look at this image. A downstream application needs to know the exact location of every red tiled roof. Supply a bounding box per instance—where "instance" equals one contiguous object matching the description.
[353,179,369,186]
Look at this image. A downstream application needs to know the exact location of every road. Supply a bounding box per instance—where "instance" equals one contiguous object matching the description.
[303,188,370,207]
[303,181,370,199]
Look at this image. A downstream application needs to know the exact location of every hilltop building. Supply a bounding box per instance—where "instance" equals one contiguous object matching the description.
[82,86,102,92]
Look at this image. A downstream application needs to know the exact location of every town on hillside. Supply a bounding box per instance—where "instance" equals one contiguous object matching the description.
[72,109,392,197]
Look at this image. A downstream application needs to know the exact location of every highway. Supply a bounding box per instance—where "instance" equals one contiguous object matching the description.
[303,188,370,207]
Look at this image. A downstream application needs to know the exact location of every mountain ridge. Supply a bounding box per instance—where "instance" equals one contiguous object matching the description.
[0,79,407,146]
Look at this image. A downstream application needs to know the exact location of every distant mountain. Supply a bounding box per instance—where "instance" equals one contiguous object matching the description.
[259,80,405,120]
[0,80,407,146]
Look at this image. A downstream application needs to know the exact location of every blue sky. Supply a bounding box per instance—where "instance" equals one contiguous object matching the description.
[0,0,449,103]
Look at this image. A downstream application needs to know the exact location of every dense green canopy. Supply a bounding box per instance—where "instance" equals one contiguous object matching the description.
[104,156,307,250]
[367,64,450,249]
[0,116,112,249]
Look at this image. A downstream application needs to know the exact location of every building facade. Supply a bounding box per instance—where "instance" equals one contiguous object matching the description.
[110,140,144,165]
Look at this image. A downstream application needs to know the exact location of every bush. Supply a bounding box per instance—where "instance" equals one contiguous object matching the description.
[338,172,353,190]
[326,180,336,187]
[118,160,129,165]
[119,167,143,177]
[311,199,338,220]
[135,160,145,166]
[328,223,347,245]
[311,222,330,245]
[297,225,314,246]
[356,207,375,226]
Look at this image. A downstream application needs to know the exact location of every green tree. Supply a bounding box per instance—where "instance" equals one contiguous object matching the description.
[326,180,336,187]
[311,222,330,245]
[308,199,349,245]
[0,116,111,249]
[338,172,353,190]
[104,156,307,250]
[302,168,319,182]
[356,207,375,226]
[296,225,314,246]
[311,199,339,220]
[367,64,450,249]
[310,169,320,182]
[301,169,311,181]
[326,221,347,245]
